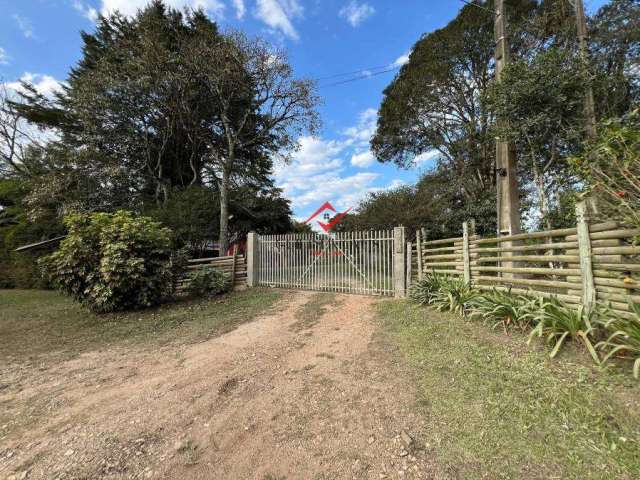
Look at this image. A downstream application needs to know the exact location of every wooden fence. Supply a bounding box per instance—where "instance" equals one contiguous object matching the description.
[176,252,247,294]
[412,204,640,318]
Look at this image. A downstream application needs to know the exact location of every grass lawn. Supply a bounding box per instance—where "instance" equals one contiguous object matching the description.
[377,300,640,480]
[0,287,283,362]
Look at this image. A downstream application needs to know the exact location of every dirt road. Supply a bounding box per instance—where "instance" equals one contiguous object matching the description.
[1,291,434,480]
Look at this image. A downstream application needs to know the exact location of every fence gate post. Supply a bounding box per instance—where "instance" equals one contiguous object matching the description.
[406,241,412,293]
[462,221,471,285]
[576,201,596,312]
[416,229,423,280]
[247,232,259,287]
[393,226,406,298]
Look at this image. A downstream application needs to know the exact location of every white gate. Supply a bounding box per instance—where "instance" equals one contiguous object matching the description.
[256,230,398,296]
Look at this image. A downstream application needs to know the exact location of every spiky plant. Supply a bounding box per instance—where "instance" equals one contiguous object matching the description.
[527,299,600,364]
[429,275,479,316]
[409,273,447,305]
[468,288,534,332]
[597,302,640,378]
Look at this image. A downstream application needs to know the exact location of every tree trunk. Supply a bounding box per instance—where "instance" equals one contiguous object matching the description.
[218,168,230,256]
[532,161,551,230]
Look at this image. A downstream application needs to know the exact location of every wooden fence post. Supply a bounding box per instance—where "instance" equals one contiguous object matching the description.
[247,232,259,287]
[406,241,412,292]
[462,221,471,285]
[576,201,596,312]
[394,226,406,298]
[231,244,238,289]
[416,229,423,280]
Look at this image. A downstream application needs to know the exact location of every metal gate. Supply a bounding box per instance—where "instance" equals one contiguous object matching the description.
[256,231,396,296]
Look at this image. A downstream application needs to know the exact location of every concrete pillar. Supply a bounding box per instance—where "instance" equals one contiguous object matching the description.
[247,232,259,287]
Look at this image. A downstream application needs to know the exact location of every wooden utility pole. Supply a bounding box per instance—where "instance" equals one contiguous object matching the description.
[494,0,521,241]
[573,0,597,138]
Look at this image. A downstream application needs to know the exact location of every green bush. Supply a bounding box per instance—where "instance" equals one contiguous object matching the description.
[409,273,449,305]
[41,210,181,312]
[428,275,479,316]
[572,108,640,235]
[527,300,600,364]
[187,267,232,297]
[467,288,537,331]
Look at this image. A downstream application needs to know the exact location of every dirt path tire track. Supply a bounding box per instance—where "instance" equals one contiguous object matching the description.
[2,292,436,480]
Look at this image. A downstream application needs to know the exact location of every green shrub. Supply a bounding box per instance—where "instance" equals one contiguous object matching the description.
[409,273,449,305]
[187,267,232,297]
[572,108,640,236]
[527,300,600,364]
[597,302,640,378]
[468,288,537,331]
[429,275,479,316]
[41,210,181,313]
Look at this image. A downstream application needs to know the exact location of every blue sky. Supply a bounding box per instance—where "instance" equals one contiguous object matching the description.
[0,0,609,222]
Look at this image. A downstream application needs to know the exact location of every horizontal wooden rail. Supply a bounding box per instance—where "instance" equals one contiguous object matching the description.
[471,266,581,276]
[474,275,579,290]
[475,285,581,304]
[421,236,462,246]
[471,241,578,254]
[472,227,577,245]
[475,254,579,263]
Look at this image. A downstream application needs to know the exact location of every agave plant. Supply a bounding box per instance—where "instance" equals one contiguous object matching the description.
[429,275,479,316]
[409,273,447,305]
[527,299,600,364]
[597,302,640,378]
[468,288,534,332]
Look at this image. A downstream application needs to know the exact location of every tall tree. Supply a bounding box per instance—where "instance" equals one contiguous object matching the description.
[17,2,222,210]
[187,32,319,253]
[372,1,535,220]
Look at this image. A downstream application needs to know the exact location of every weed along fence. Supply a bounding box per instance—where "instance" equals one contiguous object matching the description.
[245,229,408,297]
[176,252,247,294]
[412,201,640,318]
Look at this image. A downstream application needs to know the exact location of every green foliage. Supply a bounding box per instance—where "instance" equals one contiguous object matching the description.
[597,302,640,378]
[427,275,479,316]
[467,288,537,331]
[338,169,497,240]
[187,267,232,298]
[0,178,63,288]
[409,273,449,306]
[41,211,180,313]
[572,108,640,234]
[527,300,600,364]
[146,186,218,254]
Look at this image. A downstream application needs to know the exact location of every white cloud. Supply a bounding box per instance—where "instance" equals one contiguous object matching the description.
[339,1,375,27]
[350,150,375,168]
[6,73,66,99]
[274,108,389,218]
[274,136,344,197]
[73,1,99,22]
[98,0,225,19]
[293,171,379,211]
[0,47,9,66]
[13,14,34,39]
[392,50,411,67]
[232,0,246,19]
[343,107,377,148]
[255,0,303,40]
[413,149,440,166]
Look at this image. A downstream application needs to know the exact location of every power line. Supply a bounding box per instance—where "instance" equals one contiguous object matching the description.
[314,63,399,81]
[318,66,401,88]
